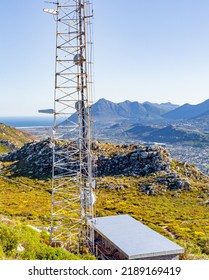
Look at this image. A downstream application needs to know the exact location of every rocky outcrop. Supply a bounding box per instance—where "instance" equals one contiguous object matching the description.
[139,172,191,196]
[0,140,53,178]
[0,140,16,151]
[0,140,203,193]
[1,141,172,178]
[96,146,171,177]
[0,139,80,178]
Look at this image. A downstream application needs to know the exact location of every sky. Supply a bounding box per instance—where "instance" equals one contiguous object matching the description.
[1,0,209,116]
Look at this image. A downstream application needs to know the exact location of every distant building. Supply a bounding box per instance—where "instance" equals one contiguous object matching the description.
[88,215,184,260]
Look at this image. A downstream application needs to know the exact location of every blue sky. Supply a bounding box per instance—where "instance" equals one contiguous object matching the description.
[1,0,209,116]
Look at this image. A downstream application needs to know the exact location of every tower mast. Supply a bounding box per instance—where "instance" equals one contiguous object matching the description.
[49,0,95,253]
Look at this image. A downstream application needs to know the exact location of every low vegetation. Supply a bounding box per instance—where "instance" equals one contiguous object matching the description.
[0,172,209,259]
[0,220,95,260]
[0,139,209,259]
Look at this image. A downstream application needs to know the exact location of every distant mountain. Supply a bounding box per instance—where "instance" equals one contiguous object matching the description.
[90,98,179,124]
[163,99,209,120]
[191,109,209,120]
[59,98,209,144]
[63,98,179,128]
[126,124,209,145]
[126,125,158,135]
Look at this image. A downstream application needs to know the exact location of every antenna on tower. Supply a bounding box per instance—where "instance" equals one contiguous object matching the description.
[44,0,95,254]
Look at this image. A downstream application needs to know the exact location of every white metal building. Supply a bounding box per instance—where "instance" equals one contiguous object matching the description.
[88,215,184,260]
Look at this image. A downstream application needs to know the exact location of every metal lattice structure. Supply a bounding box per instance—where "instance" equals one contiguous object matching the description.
[47,0,95,253]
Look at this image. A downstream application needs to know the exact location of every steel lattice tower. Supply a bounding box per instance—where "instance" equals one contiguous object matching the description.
[47,0,95,253]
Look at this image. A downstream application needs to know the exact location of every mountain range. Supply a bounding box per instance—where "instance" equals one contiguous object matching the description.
[64,98,209,145]
[91,98,209,145]
[89,98,209,124]
[90,98,179,124]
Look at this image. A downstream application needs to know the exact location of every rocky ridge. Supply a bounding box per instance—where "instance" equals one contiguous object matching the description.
[0,140,53,178]
[0,140,206,193]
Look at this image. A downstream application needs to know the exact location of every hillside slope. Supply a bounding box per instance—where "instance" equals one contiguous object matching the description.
[0,123,37,155]
[0,141,209,259]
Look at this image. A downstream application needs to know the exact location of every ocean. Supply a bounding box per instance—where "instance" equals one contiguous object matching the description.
[0,116,54,128]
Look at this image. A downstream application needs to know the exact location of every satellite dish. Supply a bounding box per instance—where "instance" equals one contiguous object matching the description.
[73,54,84,65]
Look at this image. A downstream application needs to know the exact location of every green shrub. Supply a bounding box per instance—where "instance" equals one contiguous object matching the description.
[197,238,209,255]
[0,222,95,260]
[35,244,81,260]
[15,226,51,260]
[0,222,18,257]
[40,230,50,245]
[0,245,5,259]
[15,225,41,255]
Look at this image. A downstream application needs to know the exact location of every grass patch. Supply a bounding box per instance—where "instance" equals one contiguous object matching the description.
[0,172,209,259]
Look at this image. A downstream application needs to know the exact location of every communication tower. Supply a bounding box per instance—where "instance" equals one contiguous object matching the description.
[44,0,95,253]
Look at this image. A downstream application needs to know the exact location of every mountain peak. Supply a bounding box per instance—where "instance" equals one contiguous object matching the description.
[163,99,209,120]
[97,98,111,103]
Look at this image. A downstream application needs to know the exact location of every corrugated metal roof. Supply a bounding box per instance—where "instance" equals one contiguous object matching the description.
[88,215,184,259]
